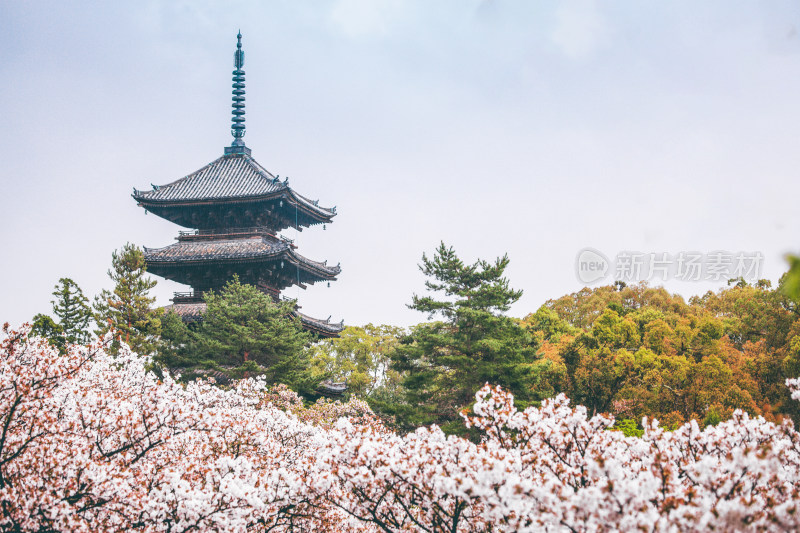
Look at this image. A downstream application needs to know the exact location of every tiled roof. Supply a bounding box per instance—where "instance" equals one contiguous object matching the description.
[145,237,288,262]
[135,154,283,202]
[317,379,347,397]
[163,302,207,322]
[144,236,341,277]
[132,153,336,217]
[297,312,345,335]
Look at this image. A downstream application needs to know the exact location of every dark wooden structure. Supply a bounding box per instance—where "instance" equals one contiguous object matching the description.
[133,33,343,337]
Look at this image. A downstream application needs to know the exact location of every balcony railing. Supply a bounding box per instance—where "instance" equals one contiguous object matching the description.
[172,291,204,303]
[176,227,294,245]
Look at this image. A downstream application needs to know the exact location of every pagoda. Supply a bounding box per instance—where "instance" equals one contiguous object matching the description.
[133,33,343,337]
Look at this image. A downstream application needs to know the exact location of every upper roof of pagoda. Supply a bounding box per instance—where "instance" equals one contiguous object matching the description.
[133,33,336,230]
[133,152,335,218]
[135,153,281,202]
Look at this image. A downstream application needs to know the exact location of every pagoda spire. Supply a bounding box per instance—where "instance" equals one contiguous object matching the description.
[226,31,250,155]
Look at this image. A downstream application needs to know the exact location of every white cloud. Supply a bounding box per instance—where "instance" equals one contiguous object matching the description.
[551,0,610,59]
[329,0,408,39]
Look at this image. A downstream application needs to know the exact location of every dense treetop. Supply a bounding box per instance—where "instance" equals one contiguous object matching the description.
[523,278,800,429]
[23,241,800,435]
[385,243,546,434]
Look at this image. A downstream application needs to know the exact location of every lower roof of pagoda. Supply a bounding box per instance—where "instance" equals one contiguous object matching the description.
[163,302,344,337]
[143,235,341,279]
[163,302,207,322]
[296,311,346,336]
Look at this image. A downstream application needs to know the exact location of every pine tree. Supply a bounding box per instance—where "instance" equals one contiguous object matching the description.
[158,277,317,394]
[51,278,92,345]
[155,309,195,370]
[94,243,160,354]
[30,313,64,350]
[389,243,543,434]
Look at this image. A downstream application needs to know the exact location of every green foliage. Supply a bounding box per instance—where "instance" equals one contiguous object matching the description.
[158,277,317,395]
[387,243,543,435]
[155,310,195,370]
[94,243,160,355]
[694,280,795,349]
[784,336,800,378]
[30,313,64,350]
[51,278,92,345]
[307,324,404,401]
[612,419,643,438]
[784,254,800,302]
[29,278,92,352]
[521,307,578,343]
[702,406,724,428]
[535,279,800,427]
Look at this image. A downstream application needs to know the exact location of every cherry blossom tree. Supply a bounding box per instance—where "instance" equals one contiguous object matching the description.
[3,323,800,531]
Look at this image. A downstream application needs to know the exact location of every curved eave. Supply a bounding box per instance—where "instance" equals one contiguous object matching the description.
[286,249,342,279]
[286,190,337,221]
[317,380,347,395]
[133,187,336,225]
[297,312,345,337]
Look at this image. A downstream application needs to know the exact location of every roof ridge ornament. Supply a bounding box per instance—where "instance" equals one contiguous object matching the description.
[225,31,252,156]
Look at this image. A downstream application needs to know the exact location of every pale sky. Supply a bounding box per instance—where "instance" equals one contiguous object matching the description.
[2,1,800,328]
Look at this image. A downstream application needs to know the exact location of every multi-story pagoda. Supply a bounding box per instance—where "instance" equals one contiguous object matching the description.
[133,33,343,337]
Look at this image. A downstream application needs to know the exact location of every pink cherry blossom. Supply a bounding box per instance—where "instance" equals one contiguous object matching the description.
[2,324,800,531]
